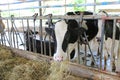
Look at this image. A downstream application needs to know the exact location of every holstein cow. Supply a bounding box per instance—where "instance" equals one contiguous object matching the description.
[97,10,120,71]
[24,29,55,56]
[50,11,98,62]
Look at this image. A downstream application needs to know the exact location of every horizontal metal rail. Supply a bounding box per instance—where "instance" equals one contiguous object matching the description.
[0,0,43,6]
[0,15,120,20]
[1,1,120,12]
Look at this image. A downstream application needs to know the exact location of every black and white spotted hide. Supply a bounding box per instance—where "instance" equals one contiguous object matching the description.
[52,11,98,61]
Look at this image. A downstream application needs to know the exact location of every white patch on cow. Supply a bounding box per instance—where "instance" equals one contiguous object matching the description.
[53,20,68,61]
[53,20,79,61]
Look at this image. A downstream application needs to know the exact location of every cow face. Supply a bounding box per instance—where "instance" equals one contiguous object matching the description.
[24,29,38,39]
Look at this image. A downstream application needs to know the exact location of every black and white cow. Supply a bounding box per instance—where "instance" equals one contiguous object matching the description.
[47,11,98,61]
[24,29,55,56]
[97,10,120,58]
[96,10,120,71]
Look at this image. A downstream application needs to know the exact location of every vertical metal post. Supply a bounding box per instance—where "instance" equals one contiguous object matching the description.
[33,13,38,53]
[77,41,81,64]
[10,15,16,48]
[6,19,11,46]
[64,0,66,13]
[99,19,105,70]
[111,19,116,72]
[77,13,84,64]
[93,0,96,13]
[84,0,87,10]
[84,44,87,65]
[39,1,43,54]
[48,14,52,56]
[26,19,31,51]
[21,19,25,50]
[116,20,120,72]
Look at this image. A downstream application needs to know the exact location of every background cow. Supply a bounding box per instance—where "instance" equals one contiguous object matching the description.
[96,10,120,71]
[24,29,55,56]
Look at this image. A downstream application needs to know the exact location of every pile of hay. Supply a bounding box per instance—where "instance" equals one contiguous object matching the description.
[0,45,86,80]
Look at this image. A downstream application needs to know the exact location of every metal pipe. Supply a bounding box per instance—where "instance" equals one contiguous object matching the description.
[21,19,26,50]
[111,19,117,72]
[99,19,105,70]
[1,1,120,12]
[39,1,43,54]
[1,15,120,20]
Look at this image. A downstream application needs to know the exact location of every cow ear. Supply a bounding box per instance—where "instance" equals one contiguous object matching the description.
[45,27,54,36]
[45,27,56,41]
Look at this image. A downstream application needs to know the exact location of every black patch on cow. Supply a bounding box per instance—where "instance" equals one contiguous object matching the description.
[105,20,120,40]
[24,29,55,56]
[62,20,79,52]
[62,11,98,52]
[85,19,98,41]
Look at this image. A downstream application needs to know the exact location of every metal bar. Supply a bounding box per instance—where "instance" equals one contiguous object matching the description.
[26,19,31,51]
[99,19,105,70]
[21,19,26,50]
[77,13,83,64]
[111,19,117,72]
[48,14,53,56]
[15,31,19,48]
[0,0,42,6]
[1,1,120,12]
[39,1,43,55]
[1,15,120,20]
[33,13,38,53]
[84,44,87,65]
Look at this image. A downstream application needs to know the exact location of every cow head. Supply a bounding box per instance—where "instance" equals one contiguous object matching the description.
[24,29,38,41]
[24,29,39,51]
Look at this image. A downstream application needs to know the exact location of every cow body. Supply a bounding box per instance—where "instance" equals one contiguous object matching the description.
[24,29,55,56]
[96,11,120,71]
[97,11,120,58]
[53,11,98,61]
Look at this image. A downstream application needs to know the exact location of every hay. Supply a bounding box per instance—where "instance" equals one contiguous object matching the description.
[0,45,50,80]
[47,61,86,80]
[0,45,86,80]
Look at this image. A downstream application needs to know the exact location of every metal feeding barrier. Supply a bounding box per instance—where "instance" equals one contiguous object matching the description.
[0,14,120,72]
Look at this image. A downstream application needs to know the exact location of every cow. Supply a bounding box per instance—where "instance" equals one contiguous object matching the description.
[46,11,98,62]
[24,29,55,56]
[96,10,120,71]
